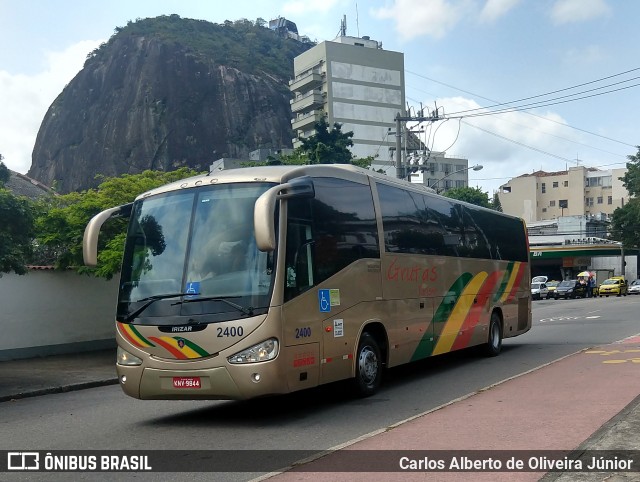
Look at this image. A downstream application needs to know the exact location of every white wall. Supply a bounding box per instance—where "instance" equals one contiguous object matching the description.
[0,270,119,360]
[591,255,638,281]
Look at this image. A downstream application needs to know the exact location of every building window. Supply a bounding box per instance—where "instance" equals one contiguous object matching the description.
[549,200,556,207]
[608,196,612,205]
[597,196,603,204]
[553,182,558,188]
[585,197,594,207]
[542,208,547,213]
[564,181,568,187]
[541,183,546,193]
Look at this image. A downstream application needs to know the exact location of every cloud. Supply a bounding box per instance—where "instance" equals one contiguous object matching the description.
[420,96,594,193]
[371,0,474,41]
[550,0,611,25]
[478,0,522,23]
[0,39,102,174]
[562,45,606,66]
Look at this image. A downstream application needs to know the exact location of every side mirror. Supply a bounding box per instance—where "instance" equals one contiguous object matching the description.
[254,177,315,252]
[83,203,132,266]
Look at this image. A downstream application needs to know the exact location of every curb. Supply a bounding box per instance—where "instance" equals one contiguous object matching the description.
[0,378,119,403]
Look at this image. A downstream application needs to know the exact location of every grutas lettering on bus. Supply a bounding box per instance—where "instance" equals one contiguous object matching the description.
[386,257,439,284]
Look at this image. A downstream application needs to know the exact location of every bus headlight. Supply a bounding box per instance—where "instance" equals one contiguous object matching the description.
[117,346,142,366]
[228,338,279,364]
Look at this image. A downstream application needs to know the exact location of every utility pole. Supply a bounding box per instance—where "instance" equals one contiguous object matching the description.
[394,111,441,180]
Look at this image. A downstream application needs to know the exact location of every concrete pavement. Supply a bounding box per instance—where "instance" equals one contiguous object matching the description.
[1,338,639,481]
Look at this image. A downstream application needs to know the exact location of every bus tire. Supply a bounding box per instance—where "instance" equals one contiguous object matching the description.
[484,312,502,357]
[353,332,382,397]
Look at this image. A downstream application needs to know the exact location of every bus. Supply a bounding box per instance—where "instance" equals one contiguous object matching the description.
[83,164,531,400]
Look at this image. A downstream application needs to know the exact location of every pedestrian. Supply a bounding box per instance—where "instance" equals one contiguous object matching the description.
[588,276,596,298]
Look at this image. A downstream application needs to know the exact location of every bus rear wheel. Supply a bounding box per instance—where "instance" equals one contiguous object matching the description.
[484,312,503,357]
[353,332,382,397]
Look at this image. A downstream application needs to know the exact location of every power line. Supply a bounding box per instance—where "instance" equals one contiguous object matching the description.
[446,68,640,116]
[452,82,640,124]
[406,90,630,159]
[405,68,637,147]
[462,121,575,162]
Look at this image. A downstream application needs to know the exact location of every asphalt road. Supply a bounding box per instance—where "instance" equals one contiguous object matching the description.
[2,296,639,482]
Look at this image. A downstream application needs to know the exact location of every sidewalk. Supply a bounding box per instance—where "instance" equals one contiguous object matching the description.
[0,348,118,402]
[1,340,639,481]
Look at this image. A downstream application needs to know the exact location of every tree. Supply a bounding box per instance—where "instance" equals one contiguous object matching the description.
[0,188,34,275]
[443,186,493,209]
[0,158,9,186]
[610,146,640,248]
[619,146,640,196]
[610,199,640,248]
[34,168,200,278]
[247,117,373,169]
[299,117,354,164]
[491,192,503,212]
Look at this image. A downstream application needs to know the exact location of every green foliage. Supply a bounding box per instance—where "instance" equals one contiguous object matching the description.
[611,146,640,248]
[0,188,34,275]
[0,158,9,186]
[243,120,373,169]
[610,199,640,249]
[619,146,640,197]
[610,146,640,248]
[34,168,200,278]
[492,192,503,212]
[443,186,493,209]
[300,118,354,164]
[87,15,312,81]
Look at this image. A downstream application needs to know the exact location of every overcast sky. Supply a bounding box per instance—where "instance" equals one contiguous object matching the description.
[1,0,639,194]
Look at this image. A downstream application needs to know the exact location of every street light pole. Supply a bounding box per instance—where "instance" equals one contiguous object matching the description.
[429,164,483,193]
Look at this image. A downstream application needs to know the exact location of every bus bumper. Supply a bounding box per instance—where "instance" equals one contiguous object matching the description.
[116,362,288,400]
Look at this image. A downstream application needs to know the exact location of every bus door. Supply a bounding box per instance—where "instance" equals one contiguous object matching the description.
[280,219,322,392]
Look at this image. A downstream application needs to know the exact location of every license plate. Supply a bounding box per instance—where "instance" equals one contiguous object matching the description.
[172,377,201,389]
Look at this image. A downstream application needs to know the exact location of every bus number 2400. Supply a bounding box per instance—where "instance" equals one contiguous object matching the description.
[295,327,312,338]
[217,326,244,337]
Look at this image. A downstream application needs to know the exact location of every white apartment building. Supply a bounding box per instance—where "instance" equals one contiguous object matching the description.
[498,166,629,223]
[289,34,405,164]
[407,151,473,191]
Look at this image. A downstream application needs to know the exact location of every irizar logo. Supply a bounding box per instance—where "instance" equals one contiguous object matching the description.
[171,326,193,332]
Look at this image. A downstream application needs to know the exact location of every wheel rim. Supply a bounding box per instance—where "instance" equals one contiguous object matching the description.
[358,345,378,385]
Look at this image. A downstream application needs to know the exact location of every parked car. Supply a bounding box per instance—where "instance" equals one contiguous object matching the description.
[545,280,560,299]
[554,279,587,299]
[598,277,628,297]
[629,279,640,295]
[531,282,549,300]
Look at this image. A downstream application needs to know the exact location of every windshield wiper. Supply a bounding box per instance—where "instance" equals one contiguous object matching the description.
[175,296,254,317]
[123,292,197,323]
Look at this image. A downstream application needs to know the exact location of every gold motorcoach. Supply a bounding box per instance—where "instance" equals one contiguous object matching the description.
[84,164,531,400]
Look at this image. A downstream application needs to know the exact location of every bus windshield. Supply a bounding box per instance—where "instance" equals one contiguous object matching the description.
[117,182,275,324]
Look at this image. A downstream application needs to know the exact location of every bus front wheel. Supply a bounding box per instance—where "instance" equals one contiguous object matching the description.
[484,312,503,357]
[353,332,382,397]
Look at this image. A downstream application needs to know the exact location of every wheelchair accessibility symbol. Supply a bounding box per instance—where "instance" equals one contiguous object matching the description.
[318,289,330,312]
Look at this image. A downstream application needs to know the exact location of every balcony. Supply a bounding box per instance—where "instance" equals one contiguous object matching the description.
[290,90,324,113]
[289,71,323,93]
[291,110,322,131]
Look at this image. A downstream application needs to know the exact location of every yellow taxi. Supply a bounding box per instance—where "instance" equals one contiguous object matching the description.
[598,277,628,297]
